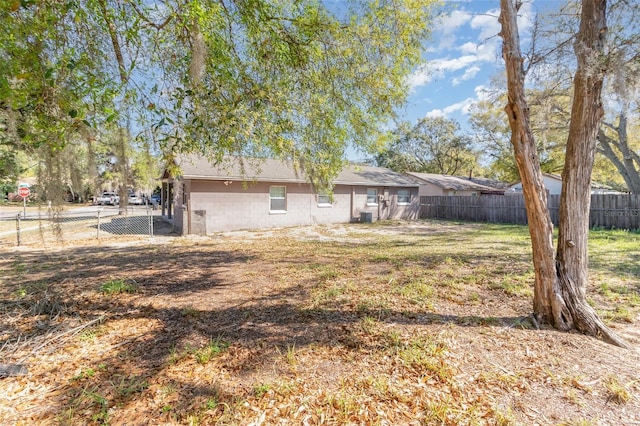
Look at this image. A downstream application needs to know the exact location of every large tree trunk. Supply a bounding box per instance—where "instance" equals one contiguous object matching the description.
[499,0,628,347]
[499,0,560,325]
[556,0,628,347]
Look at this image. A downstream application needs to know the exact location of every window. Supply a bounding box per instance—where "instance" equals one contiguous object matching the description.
[317,193,332,206]
[182,183,187,205]
[270,186,286,212]
[397,189,410,205]
[367,188,378,205]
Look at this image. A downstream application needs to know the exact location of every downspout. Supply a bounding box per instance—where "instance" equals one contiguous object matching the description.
[350,186,355,221]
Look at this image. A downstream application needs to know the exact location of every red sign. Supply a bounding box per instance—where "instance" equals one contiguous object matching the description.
[17,187,30,198]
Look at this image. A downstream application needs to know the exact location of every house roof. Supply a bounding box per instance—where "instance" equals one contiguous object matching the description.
[405,172,504,193]
[174,154,420,187]
[509,172,616,191]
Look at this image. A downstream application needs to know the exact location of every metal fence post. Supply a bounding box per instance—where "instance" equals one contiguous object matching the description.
[97,210,101,239]
[16,213,21,246]
[148,208,153,237]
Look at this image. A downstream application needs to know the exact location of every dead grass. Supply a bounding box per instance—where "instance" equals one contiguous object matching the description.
[0,220,639,425]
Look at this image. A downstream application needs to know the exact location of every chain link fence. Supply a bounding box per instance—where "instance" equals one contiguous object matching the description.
[0,206,166,248]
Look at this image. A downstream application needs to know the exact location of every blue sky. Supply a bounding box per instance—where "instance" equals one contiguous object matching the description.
[401,0,537,126]
[348,0,544,161]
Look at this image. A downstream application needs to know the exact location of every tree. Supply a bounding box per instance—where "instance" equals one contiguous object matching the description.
[524,0,640,194]
[470,92,567,183]
[597,53,640,193]
[598,112,640,193]
[1,1,437,198]
[158,0,435,189]
[376,117,480,175]
[499,0,628,346]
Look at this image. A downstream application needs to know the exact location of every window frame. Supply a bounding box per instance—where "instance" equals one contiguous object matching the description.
[269,185,287,213]
[397,189,411,205]
[316,193,332,207]
[366,188,378,206]
[182,183,187,205]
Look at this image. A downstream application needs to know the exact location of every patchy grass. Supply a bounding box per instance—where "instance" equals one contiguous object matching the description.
[100,278,138,294]
[0,220,638,425]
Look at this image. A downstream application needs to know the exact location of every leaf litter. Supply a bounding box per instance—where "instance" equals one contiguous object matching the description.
[0,220,639,425]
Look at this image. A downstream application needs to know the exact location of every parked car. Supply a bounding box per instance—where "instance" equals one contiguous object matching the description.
[96,191,119,206]
[128,193,144,205]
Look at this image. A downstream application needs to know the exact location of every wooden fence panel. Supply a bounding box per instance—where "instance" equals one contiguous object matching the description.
[420,194,640,230]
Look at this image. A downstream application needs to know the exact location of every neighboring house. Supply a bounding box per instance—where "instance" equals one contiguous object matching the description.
[507,173,623,195]
[160,155,421,235]
[405,172,505,196]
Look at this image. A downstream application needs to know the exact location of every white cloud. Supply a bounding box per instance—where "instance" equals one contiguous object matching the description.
[452,65,481,86]
[430,9,473,51]
[470,8,502,41]
[409,3,505,91]
[425,97,477,119]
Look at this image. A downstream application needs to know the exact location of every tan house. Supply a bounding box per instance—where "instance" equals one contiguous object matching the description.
[406,172,505,196]
[161,155,421,235]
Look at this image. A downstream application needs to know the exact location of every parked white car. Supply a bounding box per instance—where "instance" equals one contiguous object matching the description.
[128,193,144,205]
[96,192,119,205]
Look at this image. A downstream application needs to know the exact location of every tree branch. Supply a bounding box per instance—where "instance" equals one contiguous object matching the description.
[127,1,174,30]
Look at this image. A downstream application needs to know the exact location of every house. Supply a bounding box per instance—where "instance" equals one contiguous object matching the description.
[160,155,421,235]
[405,172,505,196]
[506,173,623,195]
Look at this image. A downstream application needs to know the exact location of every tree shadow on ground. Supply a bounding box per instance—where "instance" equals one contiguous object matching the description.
[1,231,632,424]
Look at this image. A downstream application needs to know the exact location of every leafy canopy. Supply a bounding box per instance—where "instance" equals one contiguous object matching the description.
[1,0,438,196]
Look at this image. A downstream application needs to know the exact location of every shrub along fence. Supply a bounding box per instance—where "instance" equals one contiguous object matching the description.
[420,194,640,230]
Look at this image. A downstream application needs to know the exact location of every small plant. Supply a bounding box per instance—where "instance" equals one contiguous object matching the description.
[253,383,270,397]
[360,316,378,334]
[82,388,109,424]
[79,329,98,342]
[111,375,149,398]
[161,404,172,413]
[397,338,453,382]
[493,406,517,426]
[161,383,177,396]
[285,344,297,367]
[181,305,201,318]
[74,368,96,380]
[423,398,452,424]
[100,278,137,294]
[204,398,218,410]
[194,337,229,365]
[604,376,632,404]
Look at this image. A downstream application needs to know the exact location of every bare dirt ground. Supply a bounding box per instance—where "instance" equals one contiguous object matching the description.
[0,220,639,425]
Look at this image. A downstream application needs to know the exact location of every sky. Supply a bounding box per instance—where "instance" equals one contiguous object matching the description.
[348,0,545,161]
[401,0,539,126]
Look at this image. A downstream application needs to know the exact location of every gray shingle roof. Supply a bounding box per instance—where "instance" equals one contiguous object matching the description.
[406,172,504,192]
[175,154,419,187]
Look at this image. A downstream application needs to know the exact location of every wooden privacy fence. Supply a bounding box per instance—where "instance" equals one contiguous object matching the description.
[420,194,640,230]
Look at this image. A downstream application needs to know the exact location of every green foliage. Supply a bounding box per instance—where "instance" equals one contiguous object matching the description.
[469,92,567,183]
[377,117,480,175]
[100,278,137,295]
[194,336,230,365]
[158,0,437,188]
[2,0,438,201]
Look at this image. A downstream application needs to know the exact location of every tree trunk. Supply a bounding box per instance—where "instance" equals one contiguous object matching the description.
[499,0,628,347]
[556,0,628,347]
[499,0,559,324]
[598,113,640,193]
